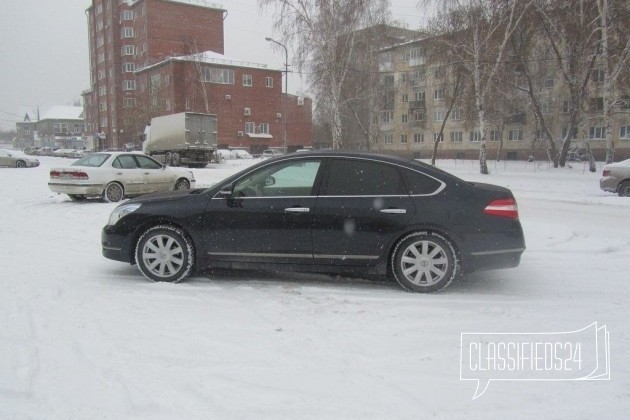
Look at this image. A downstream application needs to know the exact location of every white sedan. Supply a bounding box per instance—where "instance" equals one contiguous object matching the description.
[48,152,196,202]
[0,149,40,168]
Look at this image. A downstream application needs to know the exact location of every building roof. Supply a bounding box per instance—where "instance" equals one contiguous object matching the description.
[40,106,84,121]
[137,50,270,73]
[119,0,225,11]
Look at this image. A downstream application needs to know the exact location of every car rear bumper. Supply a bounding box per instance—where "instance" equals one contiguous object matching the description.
[600,177,618,193]
[48,182,104,196]
[467,248,524,272]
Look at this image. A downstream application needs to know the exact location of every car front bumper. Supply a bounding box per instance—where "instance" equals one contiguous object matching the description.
[101,226,134,263]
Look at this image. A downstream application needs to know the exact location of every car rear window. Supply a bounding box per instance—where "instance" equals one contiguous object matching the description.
[400,168,443,195]
[72,153,110,167]
[324,158,406,196]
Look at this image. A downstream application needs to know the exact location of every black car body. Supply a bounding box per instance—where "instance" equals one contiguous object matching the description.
[102,152,525,292]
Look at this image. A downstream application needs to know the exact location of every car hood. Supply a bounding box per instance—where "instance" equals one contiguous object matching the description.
[126,188,207,204]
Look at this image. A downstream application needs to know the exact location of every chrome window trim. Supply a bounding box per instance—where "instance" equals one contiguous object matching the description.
[211,155,446,199]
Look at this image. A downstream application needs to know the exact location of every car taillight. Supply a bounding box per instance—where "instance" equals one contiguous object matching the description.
[483,198,519,219]
[602,169,610,177]
[69,171,89,180]
[50,170,89,180]
[50,170,60,179]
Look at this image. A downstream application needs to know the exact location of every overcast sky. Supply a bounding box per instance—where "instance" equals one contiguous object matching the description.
[0,0,432,131]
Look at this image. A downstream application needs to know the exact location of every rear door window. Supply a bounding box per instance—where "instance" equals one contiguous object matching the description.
[324,158,406,196]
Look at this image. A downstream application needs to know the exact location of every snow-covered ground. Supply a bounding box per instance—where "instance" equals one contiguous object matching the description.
[1,155,628,419]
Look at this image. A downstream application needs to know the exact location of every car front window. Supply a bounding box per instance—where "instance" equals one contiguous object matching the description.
[72,153,110,167]
[233,159,322,197]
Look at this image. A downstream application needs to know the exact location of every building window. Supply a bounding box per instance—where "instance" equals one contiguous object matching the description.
[121,10,134,21]
[434,67,446,78]
[592,69,605,84]
[121,27,134,38]
[122,63,135,73]
[99,102,107,111]
[53,123,68,134]
[122,98,136,108]
[562,100,571,113]
[544,75,554,88]
[165,99,172,111]
[245,122,255,134]
[415,91,425,101]
[590,98,604,112]
[562,126,578,139]
[121,45,135,56]
[123,80,136,91]
[259,123,269,134]
[97,70,105,80]
[185,97,190,110]
[433,133,444,143]
[165,75,170,86]
[100,117,108,127]
[402,93,408,103]
[96,35,104,47]
[589,126,605,140]
[541,101,551,115]
[450,131,463,142]
[97,52,105,63]
[413,112,425,121]
[383,133,393,144]
[620,125,630,139]
[243,74,252,87]
[434,89,445,100]
[433,109,445,122]
[265,77,273,88]
[401,134,408,144]
[508,128,524,141]
[98,86,106,96]
[470,131,481,142]
[401,114,408,123]
[451,108,462,121]
[490,130,501,142]
[413,133,424,143]
[381,110,393,123]
[202,67,235,84]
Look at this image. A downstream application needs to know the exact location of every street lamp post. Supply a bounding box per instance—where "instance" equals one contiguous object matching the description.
[265,37,288,154]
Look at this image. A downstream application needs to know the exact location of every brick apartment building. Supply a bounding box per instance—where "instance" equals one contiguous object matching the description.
[82,0,312,152]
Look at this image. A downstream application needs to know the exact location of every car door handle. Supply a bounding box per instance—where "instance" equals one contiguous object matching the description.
[144,172,150,175]
[380,208,407,214]
[285,207,310,213]
[116,172,123,175]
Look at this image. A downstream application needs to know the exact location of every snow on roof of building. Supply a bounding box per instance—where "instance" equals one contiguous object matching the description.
[40,106,84,121]
[138,50,270,73]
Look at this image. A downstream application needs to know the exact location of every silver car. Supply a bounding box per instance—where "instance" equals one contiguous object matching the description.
[0,149,40,168]
[600,159,630,197]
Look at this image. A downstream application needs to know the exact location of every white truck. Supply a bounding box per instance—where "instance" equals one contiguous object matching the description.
[142,112,218,168]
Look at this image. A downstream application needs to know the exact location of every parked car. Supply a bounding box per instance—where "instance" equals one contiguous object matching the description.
[214,149,232,161]
[261,149,283,158]
[102,151,526,292]
[49,152,196,202]
[230,149,253,159]
[600,159,630,197]
[67,149,86,159]
[0,149,40,168]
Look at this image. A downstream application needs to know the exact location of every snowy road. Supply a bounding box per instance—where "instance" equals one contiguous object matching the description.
[1,156,628,419]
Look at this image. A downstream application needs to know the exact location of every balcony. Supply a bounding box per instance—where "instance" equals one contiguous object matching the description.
[409,100,426,111]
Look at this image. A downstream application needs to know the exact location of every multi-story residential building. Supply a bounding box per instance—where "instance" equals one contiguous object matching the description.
[370,35,630,161]
[83,0,226,150]
[135,51,312,153]
[15,112,37,148]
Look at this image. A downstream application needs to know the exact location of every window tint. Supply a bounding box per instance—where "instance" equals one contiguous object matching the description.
[233,159,322,197]
[113,155,138,169]
[325,159,406,196]
[135,155,162,169]
[400,168,443,195]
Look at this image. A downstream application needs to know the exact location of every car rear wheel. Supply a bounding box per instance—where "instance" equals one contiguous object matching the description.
[618,180,630,197]
[174,178,190,190]
[103,182,124,203]
[391,231,459,293]
[16,160,26,168]
[135,225,195,283]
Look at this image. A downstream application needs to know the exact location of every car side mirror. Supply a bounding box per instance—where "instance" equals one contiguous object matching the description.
[265,176,276,187]
[218,184,233,198]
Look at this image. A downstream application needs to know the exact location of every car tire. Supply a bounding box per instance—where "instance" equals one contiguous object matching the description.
[135,225,195,283]
[16,160,26,168]
[103,182,124,203]
[174,178,190,190]
[391,231,460,293]
[618,180,630,197]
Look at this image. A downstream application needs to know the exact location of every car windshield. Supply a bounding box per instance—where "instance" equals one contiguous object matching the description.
[72,153,110,167]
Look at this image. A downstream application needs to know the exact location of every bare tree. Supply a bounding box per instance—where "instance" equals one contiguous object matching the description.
[258,0,390,150]
[427,0,533,174]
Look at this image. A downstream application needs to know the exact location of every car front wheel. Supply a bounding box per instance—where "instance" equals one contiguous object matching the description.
[16,160,26,168]
[618,180,630,197]
[174,178,190,190]
[391,231,459,293]
[135,225,195,283]
[103,182,124,203]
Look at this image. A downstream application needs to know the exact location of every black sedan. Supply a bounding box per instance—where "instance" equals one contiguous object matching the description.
[102,152,525,292]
